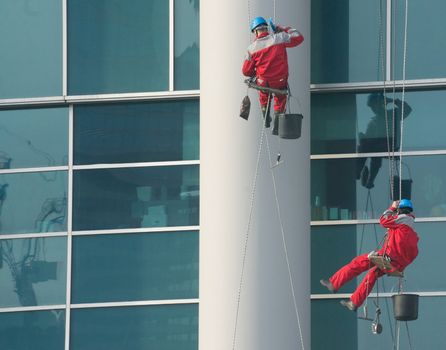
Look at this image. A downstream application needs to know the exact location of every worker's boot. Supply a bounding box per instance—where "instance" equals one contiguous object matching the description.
[272,112,282,135]
[340,299,357,312]
[320,279,336,293]
[261,106,272,128]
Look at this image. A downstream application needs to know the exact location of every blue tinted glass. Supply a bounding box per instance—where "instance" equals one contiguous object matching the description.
[0,171,67,235]
[0,107,68,169]
[0,237,67,307]
[312,222,441,294]
[72,231,198,303]
[312,89,446,154]
[312,297,446,350]
[0,0,62,99]
[174,0,199,90]
[70,304,198,350]
[0,310,65,350]
[68,0,169,95]
[74,100,199,165]
[73,166,199,231]
[311,155,446,221]
[393,0,446,80]
[311,0,386,84]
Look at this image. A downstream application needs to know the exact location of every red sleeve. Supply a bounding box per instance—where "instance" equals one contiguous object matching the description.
[242,53,256,77]
[284,27,304,48]
[379,206,399,229]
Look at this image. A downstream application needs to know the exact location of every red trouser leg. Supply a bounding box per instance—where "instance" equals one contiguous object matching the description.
[329,253,372,291]
[350,266,385,307]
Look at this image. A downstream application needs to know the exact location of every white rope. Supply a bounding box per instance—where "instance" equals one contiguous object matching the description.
[232,95,272,350]
[264,132,305,350]
[398,0,409,200]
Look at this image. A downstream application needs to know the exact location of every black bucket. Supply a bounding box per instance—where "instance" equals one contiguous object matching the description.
[278,113,303,139]
[392,294,419,321]
[391,176,413,200]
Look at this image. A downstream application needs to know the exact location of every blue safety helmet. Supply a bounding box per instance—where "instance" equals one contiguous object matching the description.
[398,199,413,211]
[251,16,268,32]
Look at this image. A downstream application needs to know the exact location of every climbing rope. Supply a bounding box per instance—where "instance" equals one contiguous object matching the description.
[264,125,305,350]
[232,94,271,350]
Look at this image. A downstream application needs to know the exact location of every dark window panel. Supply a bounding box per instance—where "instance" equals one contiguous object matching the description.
[74,100,199,165]
[73,166,199,231]
[0,310,65,350]
[68,0,169,95]
[71,231,198,303]
[70,304,198,350]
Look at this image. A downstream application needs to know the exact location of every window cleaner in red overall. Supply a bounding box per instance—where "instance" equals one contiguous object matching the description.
[242,17,304,135]
[320,199,419,311]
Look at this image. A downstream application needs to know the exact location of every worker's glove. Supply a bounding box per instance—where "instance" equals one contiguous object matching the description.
[367,250,378,259]
[275,25,286,33]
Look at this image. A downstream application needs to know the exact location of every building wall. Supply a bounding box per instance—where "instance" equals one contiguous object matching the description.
[0,1,199,349]
[311,0,446,348]
[200,0,310,349]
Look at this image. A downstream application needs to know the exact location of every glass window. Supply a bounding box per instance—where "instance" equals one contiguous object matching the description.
[74,100,199,165]
[0,0,62,99]
[0,107,68,169]
[311,155,446,220]
[0,237,67,307]
[312,89,446,155]
[0,171,67,235]
[311,0,386,84]
[68,0,169,95]
[70,304,198,350]
[71,231,198,303]
[0,309,65,350]
[393,0,446,80]
[312,297,446,350]
[312,222,444,294]
[73,165,199,231]
[174,0,199,90]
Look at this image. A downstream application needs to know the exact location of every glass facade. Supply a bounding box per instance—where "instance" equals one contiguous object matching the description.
[312,1,446,349]
[0,1,199,349]
[0,0,63,99]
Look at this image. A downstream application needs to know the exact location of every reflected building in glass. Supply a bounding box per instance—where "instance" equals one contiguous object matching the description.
[311,0,446,349]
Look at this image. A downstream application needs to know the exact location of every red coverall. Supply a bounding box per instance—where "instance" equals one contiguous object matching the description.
[329,206,419,307]
[242,26,304,113]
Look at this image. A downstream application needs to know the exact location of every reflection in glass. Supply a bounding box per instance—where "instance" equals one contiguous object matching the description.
[0,237,66,307]
[72,231,198,303]
[0,172,67,235]
[68,0,169,95]
[73,166,199,231]
[312,222,443,294]
[74,100,199,165]
[312,155,446,221]
[0,310,65,350]
[70,304,198,350]
[311,0,385,84]
[174,0,199,90]
[0,107,68,169]
[309,89,446,154]
[312,297,446,350]
[0,0,62,99]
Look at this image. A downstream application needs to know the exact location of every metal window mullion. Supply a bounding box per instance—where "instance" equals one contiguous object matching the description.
[70,298,199,310]
[72,225,200,236]
[73,160,199,171]
[64,104,74,350]
[62,0,68,97]
[169,0,175,91]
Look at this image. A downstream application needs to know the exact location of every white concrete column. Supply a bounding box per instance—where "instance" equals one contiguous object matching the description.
[200,1,310,350]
